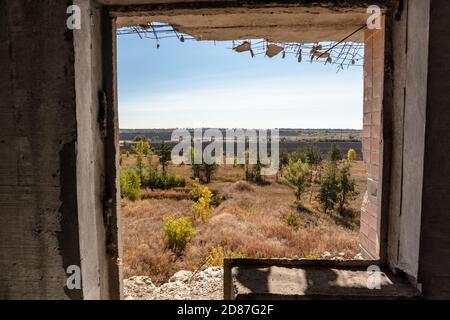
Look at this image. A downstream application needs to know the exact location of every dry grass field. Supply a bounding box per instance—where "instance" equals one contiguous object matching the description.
[121,156,367,284]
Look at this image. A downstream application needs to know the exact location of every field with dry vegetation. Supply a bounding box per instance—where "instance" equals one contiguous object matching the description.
[121,150,367,284]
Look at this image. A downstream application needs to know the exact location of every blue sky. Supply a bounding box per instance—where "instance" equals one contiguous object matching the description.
[117,34,363,129]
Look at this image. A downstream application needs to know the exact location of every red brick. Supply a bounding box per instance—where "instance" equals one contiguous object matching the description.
[360,221,369,237]
[360,233,369,249]
[364,86,373,102]
[371,97,383,112]
[371,151,380,165]
[363,125,371,138]
[368,227,378,244]
[360,208,369,224]
[368,240,379,258]
[371,137,380,151]
[371,124,381,138]
[363,113,372,126]
[372,111,382,125]
[373,78,384,98]
[370,164,380,180]
[368,213,379,229]
[367,201,378,216]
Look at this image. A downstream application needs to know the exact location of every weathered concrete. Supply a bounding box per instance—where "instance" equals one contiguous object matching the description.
[0,0,121,299]
[230,265,419,299]
[418,0,450,299]
[0,0,81,299]
[114,7,372,43]
[397,0,430,281]
[1,0,450,300]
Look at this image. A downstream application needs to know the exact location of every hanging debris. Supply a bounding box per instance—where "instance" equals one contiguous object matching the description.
[265,44,284,58]
[117,22,365,71]
[233,41,251,53]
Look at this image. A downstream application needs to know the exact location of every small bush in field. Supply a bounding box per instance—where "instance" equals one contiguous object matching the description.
[347,148,357,161]
[282,159,310,207]
[120,169,141,201]
[190,179,204,201]
[163,215,196,254]
[306,254,321,260]
[145,170,186,190]
[284,212,301,230]
[205,245,246,267]
[192,186,213,223]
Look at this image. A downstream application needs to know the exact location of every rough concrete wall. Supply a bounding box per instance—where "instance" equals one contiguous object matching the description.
[418,0,450,299]
[0,0,122,300]
[74,0,116,299]
[386,0,407,272]
[397,0,430,280]
[0,0,82,299]
[360,22,385,259]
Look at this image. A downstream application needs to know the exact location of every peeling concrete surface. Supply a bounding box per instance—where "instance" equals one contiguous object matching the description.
[113,5,377,43]
[0,0,79,299]
[232,265,419,299]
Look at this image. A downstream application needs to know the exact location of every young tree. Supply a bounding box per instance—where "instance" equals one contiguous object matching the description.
[282,159,310,207]
[190,147,201,180]
[347,148,357,161]
[159,141,171,173]
[202,163,218,183]
[280,151,290,169]
[336,165,359,215]
[317,165,339,213]
[132,139,152,181]
[304,145,323,180]
[328,144,342,163]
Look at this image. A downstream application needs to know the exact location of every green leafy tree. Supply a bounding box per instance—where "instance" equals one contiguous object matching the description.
[328,144,342,163]
[305,146,323,166]
[347,148,357,161]
[280,151,290,169]
[290,150,307,163]
[282,159,310,207]
[159,141,171,173]
[336,165,359,214]
[190,147,201,180]
[120,169,141,201]
[132,139,152,181]
[317,165,339,213]
[202,163,218,183]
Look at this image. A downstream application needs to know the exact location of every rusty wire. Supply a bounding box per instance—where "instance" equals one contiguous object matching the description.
[117,23,365,71]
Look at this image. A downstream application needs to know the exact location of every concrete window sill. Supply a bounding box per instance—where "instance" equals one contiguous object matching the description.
[224,259,420,300]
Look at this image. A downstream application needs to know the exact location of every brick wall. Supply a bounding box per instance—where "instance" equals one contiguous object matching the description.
[360,24,384,259]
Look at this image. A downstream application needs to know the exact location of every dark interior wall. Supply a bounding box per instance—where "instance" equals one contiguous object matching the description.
[0,0,122,299]
[419,0,450,300]
[0,0,82,299]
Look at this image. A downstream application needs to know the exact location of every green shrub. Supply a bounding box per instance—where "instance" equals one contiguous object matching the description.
[190,179,204,200]
[282,159,310,207]
[144,170,186,190]
[192,186,213,224]
[163,215,196,254]
[120,169,141,201]
[347,148,357,161]
[205,245,246,267]
[317,164,339,213]
[328,144,342,162]
[284,212,301,230]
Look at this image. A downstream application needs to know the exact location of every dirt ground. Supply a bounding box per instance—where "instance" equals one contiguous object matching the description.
[121,157,367,284]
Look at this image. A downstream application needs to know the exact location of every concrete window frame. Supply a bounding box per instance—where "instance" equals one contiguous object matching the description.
[93,0,424,298]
